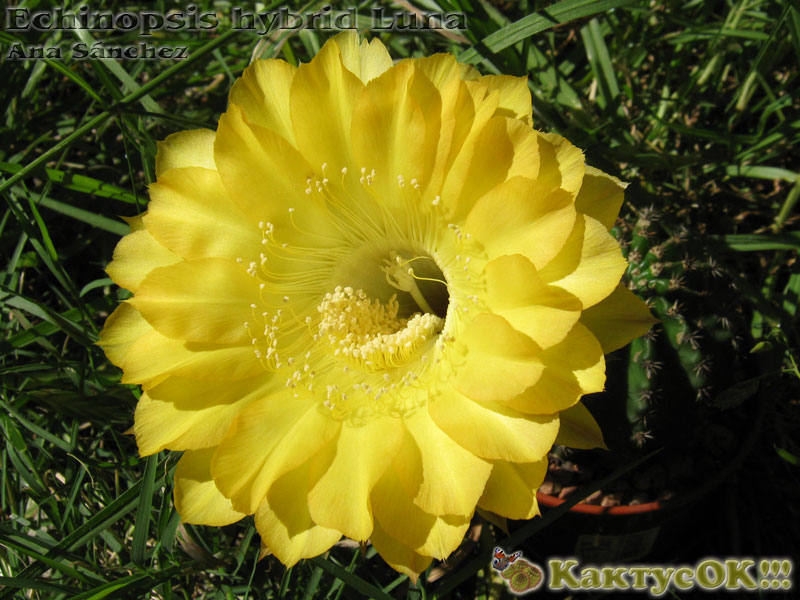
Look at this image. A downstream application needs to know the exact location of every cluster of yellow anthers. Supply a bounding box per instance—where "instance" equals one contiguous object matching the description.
[317,286,444,371]
[100,32,654,578]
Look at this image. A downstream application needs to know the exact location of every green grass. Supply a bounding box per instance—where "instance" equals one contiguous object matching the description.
[1,0,799,598]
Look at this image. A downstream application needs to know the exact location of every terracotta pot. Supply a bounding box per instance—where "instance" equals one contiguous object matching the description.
[526,388,765,562]
[530,492,674,561]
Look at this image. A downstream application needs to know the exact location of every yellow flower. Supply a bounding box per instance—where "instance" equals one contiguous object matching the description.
[100,32,654,578]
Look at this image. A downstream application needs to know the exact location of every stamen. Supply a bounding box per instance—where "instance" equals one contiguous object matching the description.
[317,287,443,372]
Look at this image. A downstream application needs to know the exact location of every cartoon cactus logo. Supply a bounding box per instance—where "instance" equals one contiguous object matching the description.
[503,561,544,594]
[491,547,544,595]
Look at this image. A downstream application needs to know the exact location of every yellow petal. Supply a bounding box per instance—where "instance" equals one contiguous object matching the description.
[129,258,261,345]
[98,303,152,368]
[334,31,393,83]
[123,213,145,231]
[351,61,428,203]
[409,54,463,196]
[174,447,246,526]
[459,63,481,81]
[574,165,626,230]
[419,515,471,560]
[212,394,340,514]
[106,229,180,293]
[308,416,403,541]
[155,129,216,177]
[255,450,342,567]
[405,409,492,517]
[504,118,541,181]
[536,131,585,194]
[448,117,540,222]
[555,401,607,449]
[229,58,296,142]
[403,64,536,209]
[144,168,261,263]
[505,323,605,414]
[430,387,559,462]
[368,429,473,559]
[580,284,657,353]
[478,459,547,520]
[538,213,628,309]
[485,254,581,349]
[438,83,499,217]
[452,313,544,404]
[544,322,606,396]
[371,444,436,551]
[120,330,263,385]
[214,104,339,246]
[290,35,364,175]
[372,450,472,561]
[413,53,462,89]
[370,520,433,583]
[480,74,532,126]
[465,176,576,269]
[134,374,272,455]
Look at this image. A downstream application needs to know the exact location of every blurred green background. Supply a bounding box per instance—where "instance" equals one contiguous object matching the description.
[1,1,798,598]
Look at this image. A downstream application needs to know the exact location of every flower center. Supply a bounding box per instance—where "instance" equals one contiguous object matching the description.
[316,286,443,371]
[241,161,488,421]
[381,251,449,316]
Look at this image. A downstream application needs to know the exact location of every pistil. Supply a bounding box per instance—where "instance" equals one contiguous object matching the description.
[382,251,438,315]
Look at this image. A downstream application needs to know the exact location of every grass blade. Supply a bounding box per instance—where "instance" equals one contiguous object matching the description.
[310,555,395,600]
[131,454,159,565]
[71,27,164,115]
[725,164,799,182]
[720,232,800,251]
[0,162,140,204]
[0,459,170,600]
[459,0,636,63]
[0,28,240,195]
[581,17,621,108]
[10,187,130,235]
[0,576,77,594]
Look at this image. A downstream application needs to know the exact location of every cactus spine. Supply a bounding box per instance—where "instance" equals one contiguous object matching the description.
[614,207,746,449]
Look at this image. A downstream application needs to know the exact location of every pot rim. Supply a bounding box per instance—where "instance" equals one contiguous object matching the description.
[535,491,663,515]
[535,381,767,518]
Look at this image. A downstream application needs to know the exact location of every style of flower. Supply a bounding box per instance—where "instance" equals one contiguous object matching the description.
[100,32,654,578]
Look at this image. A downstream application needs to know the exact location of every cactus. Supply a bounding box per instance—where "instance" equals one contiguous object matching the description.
[541,205,754,505]
[501,560,543,594]
[610,206,748,451]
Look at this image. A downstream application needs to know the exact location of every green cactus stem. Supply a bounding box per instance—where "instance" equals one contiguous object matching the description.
[612,207,748,449]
